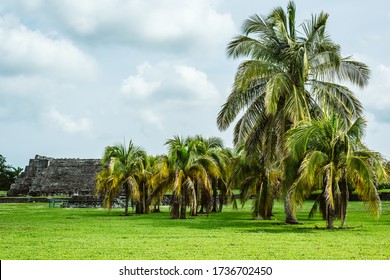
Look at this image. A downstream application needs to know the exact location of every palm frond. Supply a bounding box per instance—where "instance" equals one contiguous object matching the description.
[227,35,265,59]
[217,78,267,132]
[265,72,291,116]
[347,155,381,218]
[338,57,370,88]
[174,170,185,196]
[301,11,330,45]
[308,193,324,219]
[233,93,267,145]
[310,80,363,120]
[287,1,296,40]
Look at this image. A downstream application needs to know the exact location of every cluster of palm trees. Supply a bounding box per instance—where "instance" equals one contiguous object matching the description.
[96,2,388,228]
[95,136,234,219]
[217,1,387,228]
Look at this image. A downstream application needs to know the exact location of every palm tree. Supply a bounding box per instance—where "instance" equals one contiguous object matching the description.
[148,155,165,213]
[286,114,387,228]
[95,140,148,216]
[152,136,220,219]
[133,157,152,214]
[217,1,370,223]
[230,145,282,220]
[190,135,232,214]
[210,146,235,213]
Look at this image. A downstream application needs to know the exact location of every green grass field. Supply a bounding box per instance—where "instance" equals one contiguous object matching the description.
[0,201,389,260]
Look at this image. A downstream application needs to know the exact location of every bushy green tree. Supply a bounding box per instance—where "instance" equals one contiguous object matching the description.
[151,136,221,219]
[286,114,387,228]
[0,155,22,191]
[95,141,148,216]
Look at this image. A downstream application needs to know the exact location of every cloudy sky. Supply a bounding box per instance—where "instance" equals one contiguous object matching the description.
[1,0,390,168]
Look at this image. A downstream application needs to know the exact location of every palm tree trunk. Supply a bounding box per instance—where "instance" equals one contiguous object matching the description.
[190,188,197,216]
[254,184,262,220]
[260,180,273,220]
[124,184,130,216]
[212,184,218,212]
[326,204,335,229]
[284,189,299,224]
[190,182,198,216]
[340,181,349,228]
[180,187,187,219]
[170,193,180,219]
[199,204,204,214]
[135,194,142,214]
[219,193,224,212]
[142,183,147,214]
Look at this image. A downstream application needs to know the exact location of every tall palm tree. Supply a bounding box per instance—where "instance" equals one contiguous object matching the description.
[286,114,387,228]
[95,140,148,216]
[217,1,370,223]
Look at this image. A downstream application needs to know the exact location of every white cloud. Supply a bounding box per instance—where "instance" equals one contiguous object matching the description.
[0,14,98,81]
[141,109,164,131]
[14,0,235,50]
[357,64,390,112]
[22,0,44,11]
[120,61,220,105]
[174,64,220,101]
[363,112,390,159]
[379,64,390,88]
[46,108,91,134]
[120,62,162,98]
[0,75,55,121]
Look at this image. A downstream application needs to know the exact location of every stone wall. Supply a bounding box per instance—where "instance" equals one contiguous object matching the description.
[8,155,102,197]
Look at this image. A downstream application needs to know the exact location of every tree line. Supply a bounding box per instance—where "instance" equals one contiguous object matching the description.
[95,2,389,229]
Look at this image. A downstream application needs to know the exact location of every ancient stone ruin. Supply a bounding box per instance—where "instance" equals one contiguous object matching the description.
[8,155,102,197]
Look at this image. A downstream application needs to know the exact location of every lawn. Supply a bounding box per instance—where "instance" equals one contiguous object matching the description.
[0,201,389,260]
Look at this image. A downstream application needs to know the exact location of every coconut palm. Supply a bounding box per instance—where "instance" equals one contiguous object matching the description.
[95,140,148,216]
[217,1,370,223]
[286,114,387,228]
